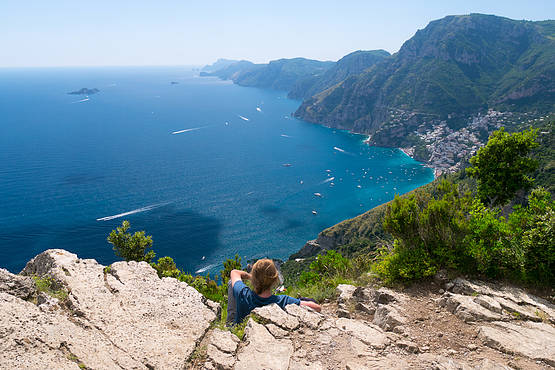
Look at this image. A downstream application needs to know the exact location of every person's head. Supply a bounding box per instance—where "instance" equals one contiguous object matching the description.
[251,258,279,294]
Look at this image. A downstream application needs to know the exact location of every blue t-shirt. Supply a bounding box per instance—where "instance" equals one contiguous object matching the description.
[232,280,300,324]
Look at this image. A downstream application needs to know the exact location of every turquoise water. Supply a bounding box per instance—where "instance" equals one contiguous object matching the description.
[0,67,434,274]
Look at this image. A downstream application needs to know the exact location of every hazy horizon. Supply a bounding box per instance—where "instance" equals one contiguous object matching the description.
[1,0,554,68]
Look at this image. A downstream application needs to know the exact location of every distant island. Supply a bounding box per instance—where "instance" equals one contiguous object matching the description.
[68,88,99,95]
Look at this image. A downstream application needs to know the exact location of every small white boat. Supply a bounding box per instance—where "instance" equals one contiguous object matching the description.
[312,210,317,215]
[282,163,292,167]
[314,192,322,197]
[357,185,362,188]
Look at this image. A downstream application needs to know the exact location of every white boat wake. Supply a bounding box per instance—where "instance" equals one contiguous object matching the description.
[96,203,168,221]
[280,134,292,138]
[171,126,205,135]
[333,146,353,155]
[319,176,335,184]
[195,263,216,274]
[72,97,90,104]
[238,115,249,121]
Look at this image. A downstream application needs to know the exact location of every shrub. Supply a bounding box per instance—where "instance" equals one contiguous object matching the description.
[107,220,155,263]
[467,127,539,206]
[152,256,180,278]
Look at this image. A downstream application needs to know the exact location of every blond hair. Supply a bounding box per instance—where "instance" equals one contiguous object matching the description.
[251,259,279,294]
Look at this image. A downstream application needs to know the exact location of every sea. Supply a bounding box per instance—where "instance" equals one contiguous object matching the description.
[0,67,434,275]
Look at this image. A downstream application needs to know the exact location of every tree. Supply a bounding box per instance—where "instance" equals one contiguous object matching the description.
[467,127,539,207]
[107,220,155,263]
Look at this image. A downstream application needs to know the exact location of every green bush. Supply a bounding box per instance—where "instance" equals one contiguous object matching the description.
[107,220,155,263]
[152,256,180,278]
[375,180,473,282]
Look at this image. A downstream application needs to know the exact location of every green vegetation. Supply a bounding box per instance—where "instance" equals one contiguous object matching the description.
[284,250,373,301]
[372,126,554,287]
[107,220,155,263]
[467,127,539,206]
[32,275,69,301]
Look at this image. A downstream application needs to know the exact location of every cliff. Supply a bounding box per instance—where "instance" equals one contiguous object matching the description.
[2,250,554,369]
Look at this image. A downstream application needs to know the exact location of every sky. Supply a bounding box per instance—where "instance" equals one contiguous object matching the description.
[1,0,554,68]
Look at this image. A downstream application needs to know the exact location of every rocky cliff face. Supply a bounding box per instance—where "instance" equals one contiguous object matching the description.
[2,250,554,369]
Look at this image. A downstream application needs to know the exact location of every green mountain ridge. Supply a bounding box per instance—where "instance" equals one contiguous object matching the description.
[295,14,555,133]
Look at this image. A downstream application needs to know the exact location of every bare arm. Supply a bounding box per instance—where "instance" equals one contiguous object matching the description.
[300,300,321,312]
[230,269,251,288]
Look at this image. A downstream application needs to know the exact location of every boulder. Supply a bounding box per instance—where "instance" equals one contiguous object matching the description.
[479,321,555,366]
[234,319,293,370]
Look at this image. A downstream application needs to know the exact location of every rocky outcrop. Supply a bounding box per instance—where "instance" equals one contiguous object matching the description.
[1,249,218,369]
[2,251,554,369]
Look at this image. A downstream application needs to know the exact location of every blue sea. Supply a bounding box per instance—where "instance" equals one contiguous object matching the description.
[0,67,434,274]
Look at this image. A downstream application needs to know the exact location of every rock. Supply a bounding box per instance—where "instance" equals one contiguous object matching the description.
[495,297,541,321]
[355,302,376,315]
[336,284,357,303]
[396,340,419,353]
[252,303,300,330]
[336,318,389,349]
[234,319,293,370]
[374,287,402,305]
[0,268,36,300]
[474,295,503,314]
[285,303,324,329]
[479,321,555,366]
[467,343,478,351]
[209,328,239,353]
[0,292,144,369]
[353,286,377,302]
[372,304,407,331]
[438,293,503,322]
[266,323,288,338]
[18,249,218,369]
[478,358,514,369]
[206,344,235,370]
[336,307,352,318]
[37,292,59,312]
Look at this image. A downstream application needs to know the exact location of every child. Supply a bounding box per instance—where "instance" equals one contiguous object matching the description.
[227,258,321,325]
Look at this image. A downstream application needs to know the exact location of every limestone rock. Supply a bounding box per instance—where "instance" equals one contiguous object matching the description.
[266,323,288,338]
[479,321,555,366]
[372,304,407,331]
[209,328,239,354]
[19,249,218,369]
[285,303,324,329]
[234,319,293,370]
[438,293,503,322]
[252,303,300,330]
[0,268,36,300]
[336,318,389,349]
[0,292,144,369]
[336,284,357,303]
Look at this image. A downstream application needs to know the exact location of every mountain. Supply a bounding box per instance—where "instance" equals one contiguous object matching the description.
[201,57,334,92]
[200,58,240,73]
[288,50,391,100]
[295,14,555,135]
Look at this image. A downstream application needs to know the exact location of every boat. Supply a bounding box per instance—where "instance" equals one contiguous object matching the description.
[314,192,322,197]
[282,163,292,167]
[312,210,317,215]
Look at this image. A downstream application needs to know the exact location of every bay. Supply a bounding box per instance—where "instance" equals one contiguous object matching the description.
[0,67,434,274]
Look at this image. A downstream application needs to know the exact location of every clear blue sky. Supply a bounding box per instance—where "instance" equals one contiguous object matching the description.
[1,0,554,67]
